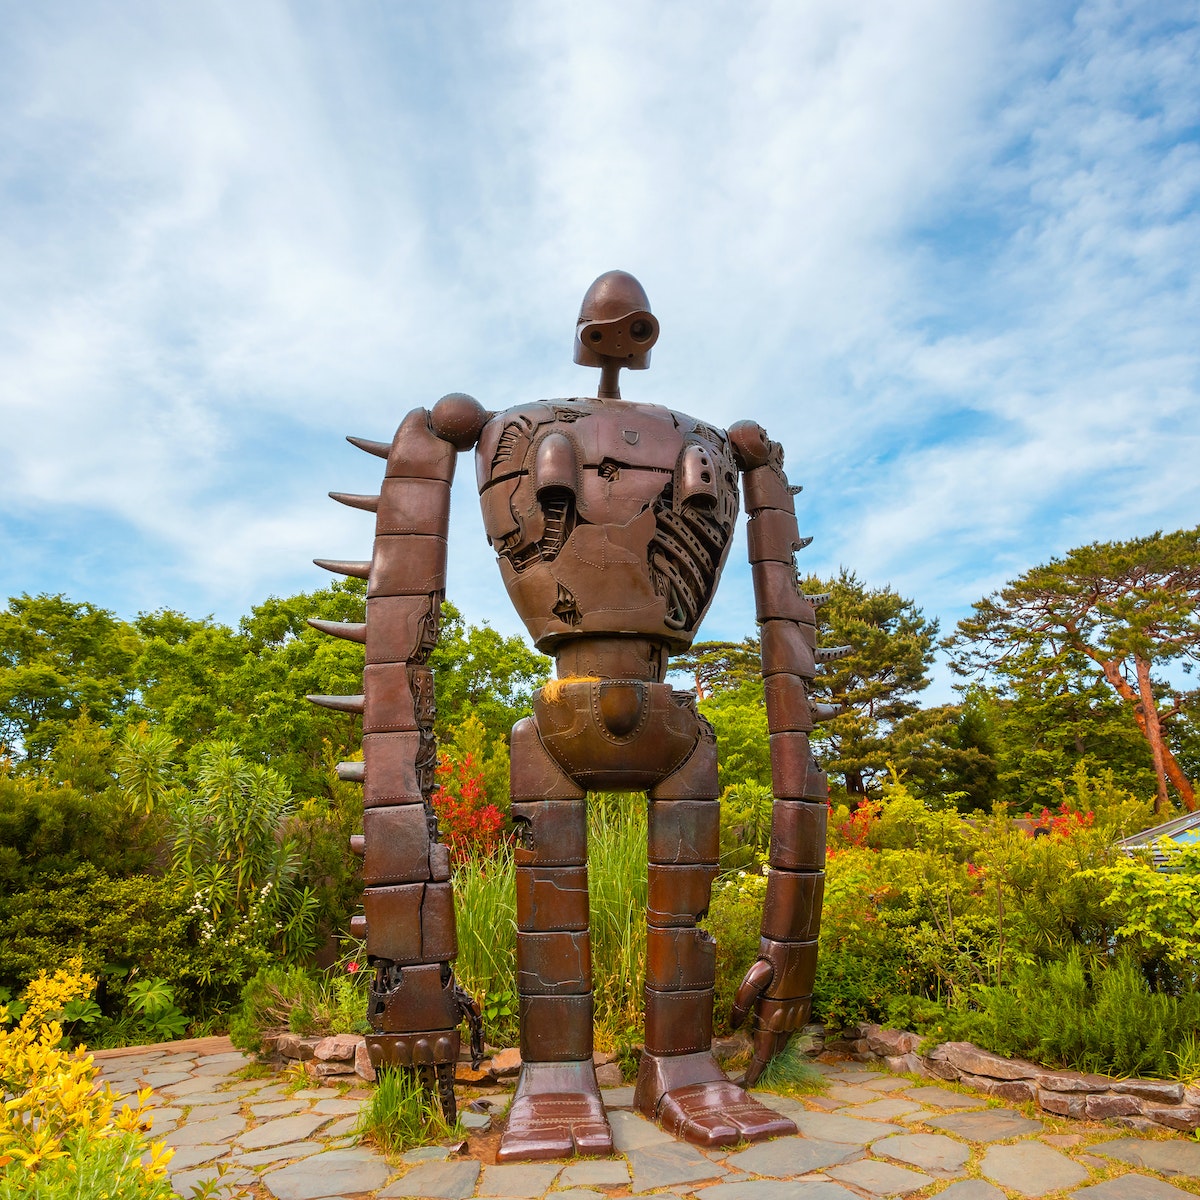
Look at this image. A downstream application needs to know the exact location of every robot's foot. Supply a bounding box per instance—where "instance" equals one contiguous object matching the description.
[497,1061,614,1162]
[635,1050,797,1148]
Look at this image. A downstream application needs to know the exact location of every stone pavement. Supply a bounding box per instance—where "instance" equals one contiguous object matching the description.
[92,1037,1200,1200]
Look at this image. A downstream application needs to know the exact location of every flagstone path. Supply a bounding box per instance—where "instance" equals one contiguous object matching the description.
[93,1037,1200,1200]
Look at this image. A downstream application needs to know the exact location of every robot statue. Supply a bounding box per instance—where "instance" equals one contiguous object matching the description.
[309,271,838,1162]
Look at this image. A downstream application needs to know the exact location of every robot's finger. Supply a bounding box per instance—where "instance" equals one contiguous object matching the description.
[729,959,773,1029]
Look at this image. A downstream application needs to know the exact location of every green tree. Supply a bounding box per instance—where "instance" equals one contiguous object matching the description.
[430,603,550,746]
[948,527,1200,813]
[801,569,939,799]
[0,594,142,763]
[671,638,761,700]
[887,698,1003,812]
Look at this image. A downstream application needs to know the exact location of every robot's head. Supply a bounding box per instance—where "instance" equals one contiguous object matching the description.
[573,270,659,370]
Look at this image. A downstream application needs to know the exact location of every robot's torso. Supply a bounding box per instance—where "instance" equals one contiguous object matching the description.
[476,397,740,657]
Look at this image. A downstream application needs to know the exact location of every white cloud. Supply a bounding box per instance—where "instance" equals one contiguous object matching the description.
[0,0,1195,703]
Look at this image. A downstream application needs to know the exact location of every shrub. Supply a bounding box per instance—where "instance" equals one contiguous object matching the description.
[0,959,173,1196]
[229,959,371,1054]
[0,866,264,1034]
[903,949,1200,1079]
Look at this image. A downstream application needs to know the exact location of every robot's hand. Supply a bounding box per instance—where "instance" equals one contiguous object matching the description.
[730,958,808,1086]
[729,959,772,1030]
[454,981,484,1070]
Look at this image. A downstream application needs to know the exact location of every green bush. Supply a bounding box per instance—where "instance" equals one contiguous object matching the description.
[0,866,266,1033]
[0,1130,176,1200]
[229,962,371,1053]
[900,950,1200,1079]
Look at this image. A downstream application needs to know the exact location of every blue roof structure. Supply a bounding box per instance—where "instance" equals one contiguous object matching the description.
[1116,811,1200,870]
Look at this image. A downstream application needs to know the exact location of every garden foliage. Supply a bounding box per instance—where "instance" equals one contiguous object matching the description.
[0,960,173,1197]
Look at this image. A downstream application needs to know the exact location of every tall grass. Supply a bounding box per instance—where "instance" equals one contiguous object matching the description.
[453,793,648,1051]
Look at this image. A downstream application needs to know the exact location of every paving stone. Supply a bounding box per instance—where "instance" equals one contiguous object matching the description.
[163,1144,231,1170]
[697,1182,861,1200]
[863,1076,911,1091]
[192,1060,243,1076]
[478,1162,561,1196]
[931,1184,1006,1200]
[609,1108,675,1151]
[160,1075,224,1097]
[198,1050,254,1065]
[323,1114,359,1137]
[178,1101,242,1121]
[251,1084,296,1101]
[925,1109,1043,1141]
[903,1086,982,1108]
[263,1146,392,1199]
[827,1085,880,1104]
[559,1159,631,1186]
[179,1090,248,1107]
[549,1192,606,1200]
[792,1111,904,1144]
[1073,1177,1200,1200]
[725,1135,862,1176]
[169,1164,253,1193]
[233,1141,325,1166]
[871,1132,970,1174]
[751,1092,807,1118]
[144,1106,183,1126]
[1089,1137,1200,1177]
[139,1069,194,1087]
[250,1100,309,1118]
[835,1098,923,1121]
[979,1142,1087,1196]
[628,1142,728,1193]
[827,1158,933,1195]
[312,1096,362,1115]
[1039,1132,1083,1146]
[292,1087,342,1100]
[379,1159,481,1198]
[237,1112,333,1148]
[601,1085,636,1108]
[401,1145,454,1163]
[807,1096,843,1111]
[163,1113,246,1146]
[461,1109,491,1130]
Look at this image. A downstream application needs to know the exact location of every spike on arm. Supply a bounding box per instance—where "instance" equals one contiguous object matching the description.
[306,618,367,643]
[803,592,831,608]
[314,558,371,579]
[347,435,390,459]
[329,491,380,513]
[307,693,365,714]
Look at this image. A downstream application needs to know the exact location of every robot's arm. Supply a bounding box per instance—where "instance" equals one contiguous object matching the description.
[308,394,489,1120]
[725,420,844,1086]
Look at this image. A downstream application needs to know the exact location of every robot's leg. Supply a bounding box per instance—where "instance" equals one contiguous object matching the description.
[498,717,613,1162]
[635,741,796,1147]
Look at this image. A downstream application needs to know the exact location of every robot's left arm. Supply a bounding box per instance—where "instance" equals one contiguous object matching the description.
[308,394,489,1120]
[726,420,847,1086]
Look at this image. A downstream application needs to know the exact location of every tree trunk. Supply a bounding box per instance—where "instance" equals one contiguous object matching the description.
[844,768,867,796]
[1098,656,1196,813]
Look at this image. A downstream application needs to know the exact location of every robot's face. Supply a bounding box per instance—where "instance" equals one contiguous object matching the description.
[574,270,659,369]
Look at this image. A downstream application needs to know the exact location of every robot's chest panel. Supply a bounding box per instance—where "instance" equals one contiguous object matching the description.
[476,399,739,649]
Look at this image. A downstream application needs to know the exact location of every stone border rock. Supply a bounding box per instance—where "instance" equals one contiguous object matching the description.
[809,1022,1200,1134]
[260,1021,1199,1134]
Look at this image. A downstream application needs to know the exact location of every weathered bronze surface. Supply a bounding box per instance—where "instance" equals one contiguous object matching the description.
[309,269,836,1157]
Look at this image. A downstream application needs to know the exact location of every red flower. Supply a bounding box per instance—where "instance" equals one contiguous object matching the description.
[347,961,360,974]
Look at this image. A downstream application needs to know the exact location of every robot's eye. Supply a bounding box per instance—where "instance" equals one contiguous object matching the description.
[590,330,603,343]
[630,319,653,342]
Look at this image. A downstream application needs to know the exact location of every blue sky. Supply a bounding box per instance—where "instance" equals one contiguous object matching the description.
[1,1,1197,701]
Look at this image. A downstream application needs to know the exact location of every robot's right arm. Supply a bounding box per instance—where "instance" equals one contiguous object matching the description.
[726,420,846,1086]
[308,395,488,1119]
